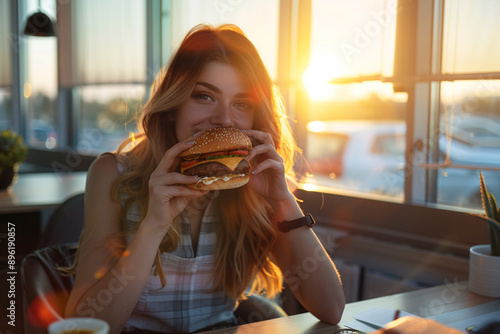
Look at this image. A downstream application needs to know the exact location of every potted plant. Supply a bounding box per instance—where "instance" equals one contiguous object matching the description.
[468,171,500,298]
[0,129,28,189]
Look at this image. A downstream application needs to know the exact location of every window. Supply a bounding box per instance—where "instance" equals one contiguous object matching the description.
[441,1,500,74]
[76,85,145,154]
[0,0,12,130]
[169,0,280,81]
[436,80,500,207]
[301,0,406,199]
[21,0,58,149]
[65,0,279,155]
[2,0,281,159]
[297,0,500,210]
[0,89,11,129]
[3,0,499,214]
[66,0,147,154]
[419,0,500,209]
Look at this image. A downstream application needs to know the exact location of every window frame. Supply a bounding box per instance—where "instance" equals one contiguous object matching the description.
[288,0,492,256]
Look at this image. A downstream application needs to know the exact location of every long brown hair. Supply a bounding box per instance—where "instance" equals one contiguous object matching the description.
[112,24,298,300]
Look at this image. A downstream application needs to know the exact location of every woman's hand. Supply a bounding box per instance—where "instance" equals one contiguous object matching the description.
[144,133,208,231]
[244,129,294,205]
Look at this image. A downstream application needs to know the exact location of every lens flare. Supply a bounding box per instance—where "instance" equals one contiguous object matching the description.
[26,291,65,329]
[94,265,108,279]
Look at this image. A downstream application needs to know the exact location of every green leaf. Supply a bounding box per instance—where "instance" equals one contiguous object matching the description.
[469,213,500,256]
[479,171,495,219]
[0,130,27,167]
[490,193,499,222]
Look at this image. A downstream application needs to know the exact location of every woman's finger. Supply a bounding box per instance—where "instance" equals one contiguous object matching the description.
[151,172,199,187]
[154,132,201,174]
[244,129,275,147]
[251,158,284,175]
[150,183,208,198]
[247,142,283,163]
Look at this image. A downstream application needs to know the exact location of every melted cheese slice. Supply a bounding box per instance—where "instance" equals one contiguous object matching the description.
[181,157,247,173]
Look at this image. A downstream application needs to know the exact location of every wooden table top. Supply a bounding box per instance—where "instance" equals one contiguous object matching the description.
[0,172,87,214]
[201,282,496,333]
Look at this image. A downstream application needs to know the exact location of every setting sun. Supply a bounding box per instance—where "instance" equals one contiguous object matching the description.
[303,54,343,100]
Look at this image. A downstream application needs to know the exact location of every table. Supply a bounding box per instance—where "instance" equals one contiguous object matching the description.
[0,171,87,259]
[202,282,497,333]
[0,172,87,214]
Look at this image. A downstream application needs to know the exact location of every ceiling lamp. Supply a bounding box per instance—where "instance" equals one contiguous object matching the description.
[23,2,56,37]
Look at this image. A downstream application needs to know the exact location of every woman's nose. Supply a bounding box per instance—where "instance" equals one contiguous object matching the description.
[211,103,234,128]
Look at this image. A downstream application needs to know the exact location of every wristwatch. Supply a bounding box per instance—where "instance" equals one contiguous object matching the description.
[277,213,316,233]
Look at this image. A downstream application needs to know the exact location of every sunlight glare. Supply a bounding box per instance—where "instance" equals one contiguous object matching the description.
[303,54,341,100]
[307,121,325,133]
[24,82,32,98]
[302,183,317,192]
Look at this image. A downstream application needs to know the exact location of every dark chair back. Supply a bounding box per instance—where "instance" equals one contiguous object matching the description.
[38,193,84,248]
[21,243,77,334]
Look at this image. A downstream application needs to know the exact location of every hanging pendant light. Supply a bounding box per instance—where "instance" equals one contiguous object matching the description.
[23,0,56,37]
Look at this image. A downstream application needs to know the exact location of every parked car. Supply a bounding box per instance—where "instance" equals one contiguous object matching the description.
[304,120,406,197]
[303,119,500,208]
[30,119,57,149]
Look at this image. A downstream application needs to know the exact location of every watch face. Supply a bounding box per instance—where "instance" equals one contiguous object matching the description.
[332,330,364,334]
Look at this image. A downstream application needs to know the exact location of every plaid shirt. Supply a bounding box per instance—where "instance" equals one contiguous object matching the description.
[122,199,237,333]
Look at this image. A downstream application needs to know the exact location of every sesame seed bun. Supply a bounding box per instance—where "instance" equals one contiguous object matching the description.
[179,127,252,158]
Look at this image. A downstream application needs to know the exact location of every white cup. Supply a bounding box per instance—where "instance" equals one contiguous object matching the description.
[48,317,109,334]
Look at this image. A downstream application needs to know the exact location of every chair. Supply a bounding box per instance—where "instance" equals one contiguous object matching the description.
[21,245,286,333]
[38,193,84,248]
[234,294,287,324]
[21,243,77,334]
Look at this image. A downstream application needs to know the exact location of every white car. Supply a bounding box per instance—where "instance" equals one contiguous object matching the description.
[303,119,500,208]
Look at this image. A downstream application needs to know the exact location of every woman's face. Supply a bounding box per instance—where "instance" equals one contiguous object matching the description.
[174,61,256,142]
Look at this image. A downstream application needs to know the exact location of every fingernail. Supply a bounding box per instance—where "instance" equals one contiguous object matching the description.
[193,131,201,137]
[251,169,258,175]
[186,140,194,145]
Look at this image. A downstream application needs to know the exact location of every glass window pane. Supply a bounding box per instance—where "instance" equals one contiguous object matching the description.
[304,1,403,198]
[302,82,407,199]
[0,89,12,129]
[72,0,146,85]
[309,0,397,80]
[0,0,12,87]
[442,0,500,73]
[170,0,279,80]
[437,80,500,208]
[77,85,146,155]
[24,0,58,149]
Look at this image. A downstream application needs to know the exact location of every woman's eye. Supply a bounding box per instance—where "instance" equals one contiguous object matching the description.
[234,102,253,110]
[195,94,213,101]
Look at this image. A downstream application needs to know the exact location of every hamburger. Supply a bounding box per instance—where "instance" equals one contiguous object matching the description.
[179,127,252,190]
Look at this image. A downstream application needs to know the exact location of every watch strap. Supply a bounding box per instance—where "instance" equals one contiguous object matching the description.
[277,213,316,233]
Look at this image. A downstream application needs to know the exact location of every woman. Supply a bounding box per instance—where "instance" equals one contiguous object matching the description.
[64,24,345,333]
